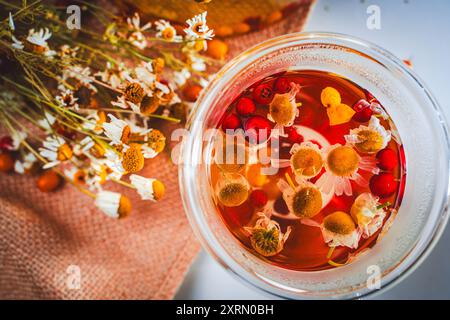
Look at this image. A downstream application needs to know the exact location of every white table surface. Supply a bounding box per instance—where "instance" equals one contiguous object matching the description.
[175,0,450,299]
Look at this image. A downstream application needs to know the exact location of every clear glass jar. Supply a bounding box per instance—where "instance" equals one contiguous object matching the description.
[179,32,450,299]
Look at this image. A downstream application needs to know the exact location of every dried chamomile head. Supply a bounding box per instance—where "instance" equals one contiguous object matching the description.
[345,116,391,154]
[278,179,323,218]
[316,144,379,196]
[215,172,250,207]
[322,211,360,249]
[290,141,323,178]
[245,212,292,257]
[350,192,387,238]
[268,82,300,127]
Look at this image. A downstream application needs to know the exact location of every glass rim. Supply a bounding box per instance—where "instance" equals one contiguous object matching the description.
[180,32,450,299]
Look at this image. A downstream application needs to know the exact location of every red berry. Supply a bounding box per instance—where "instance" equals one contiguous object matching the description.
[221,113,241,132]
[352,99,373,122]
[244,115,272,144]
[0,136,13,151]
[370,173,398,198]
[252,83,274,105]
[250,189,268,207]
[274,77,291,93]
[285,126,304,144]
[236,97,256,116]
[376,148,398,171]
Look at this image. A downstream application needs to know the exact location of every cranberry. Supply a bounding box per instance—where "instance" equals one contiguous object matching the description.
[250,190,268,208]
[376,148,398,171]
[236,97,256,116]
[244,115,272,144]
[352,99,373,122]
[252,83,274,105]
[274,77,291,93]
[221,113,241,133]
[285,126,304,144]
[370,173,398,198]
[0,136,13,151]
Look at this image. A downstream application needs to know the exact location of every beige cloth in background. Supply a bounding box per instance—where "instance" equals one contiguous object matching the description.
[0,1,314,300]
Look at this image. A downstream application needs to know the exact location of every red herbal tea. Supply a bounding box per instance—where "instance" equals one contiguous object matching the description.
[209,70,406,271]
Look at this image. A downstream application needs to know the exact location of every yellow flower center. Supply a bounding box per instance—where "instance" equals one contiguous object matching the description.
[355,130,384,153]
[327,146,359,177]
[218,182,248,207]
[269,94,296,125]
[292,187,323,218]
[251,227,280,257]
[147,129,166,153]
[152,180,165,201]
[291,148,323,177]
[323,211,356,235]
[161,27,175,40]
[152,57,165,74]
[57,143,73,161]
[124,82,145,104]
[122,144,145,173]
[73,170,86,185]
[120,125,131,144]
[118,195,132,219]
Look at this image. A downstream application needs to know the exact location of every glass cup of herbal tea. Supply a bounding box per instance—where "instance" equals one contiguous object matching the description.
[179,33,450,299]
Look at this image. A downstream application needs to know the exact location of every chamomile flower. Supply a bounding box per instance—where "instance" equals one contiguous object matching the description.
[244,212,292,257]
[187,55,207,72]
[345,116,391,154]
[102,114,131,145]
[95,62,126,89]
[56,88,79,110]
[72,136,95,156]
[126,13,152,50]
[82,110,107,134]
[302,211,361,249]
[8,12,15,30]
[155,20,182,42]
[289,141,323,179]
[350,193,387,238]
[39,136,73,169]
[268,83,300,136]
[95,190,131,219]
[121,143,145,173]
[62,65,97,92]
[11,35,24,50]
[10,131,27,151]
[315,144,379,196]
[130,174,165,201]
[26,28,56,56]
[64,166,87,185]
[14,152,37,174]
[215,172,249,207]
[184,12,214,41]
[278,179,323,218]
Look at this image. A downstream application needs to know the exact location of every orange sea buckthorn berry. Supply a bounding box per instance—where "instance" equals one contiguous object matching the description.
[215,25,234,37]
[37,170,61,192]
[183,84,203,102]
[265,11,283,24]
[0,152,14,172]
[206,39,228,60]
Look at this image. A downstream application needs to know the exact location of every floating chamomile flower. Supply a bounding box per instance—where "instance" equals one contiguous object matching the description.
[130,174,165,201]
[216,173,249,207]
[102,114,131,145]
[345,116,391,154]
[184,12,215,41]
[302,211,361,249]
[278,179,323,218]
[290,141,323,178]
[316,144,379,196]
[39,136,73,169]
[268,82,300,130]
[244,212,292,257]
[350,193,387,239]
[95,191,131,219]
